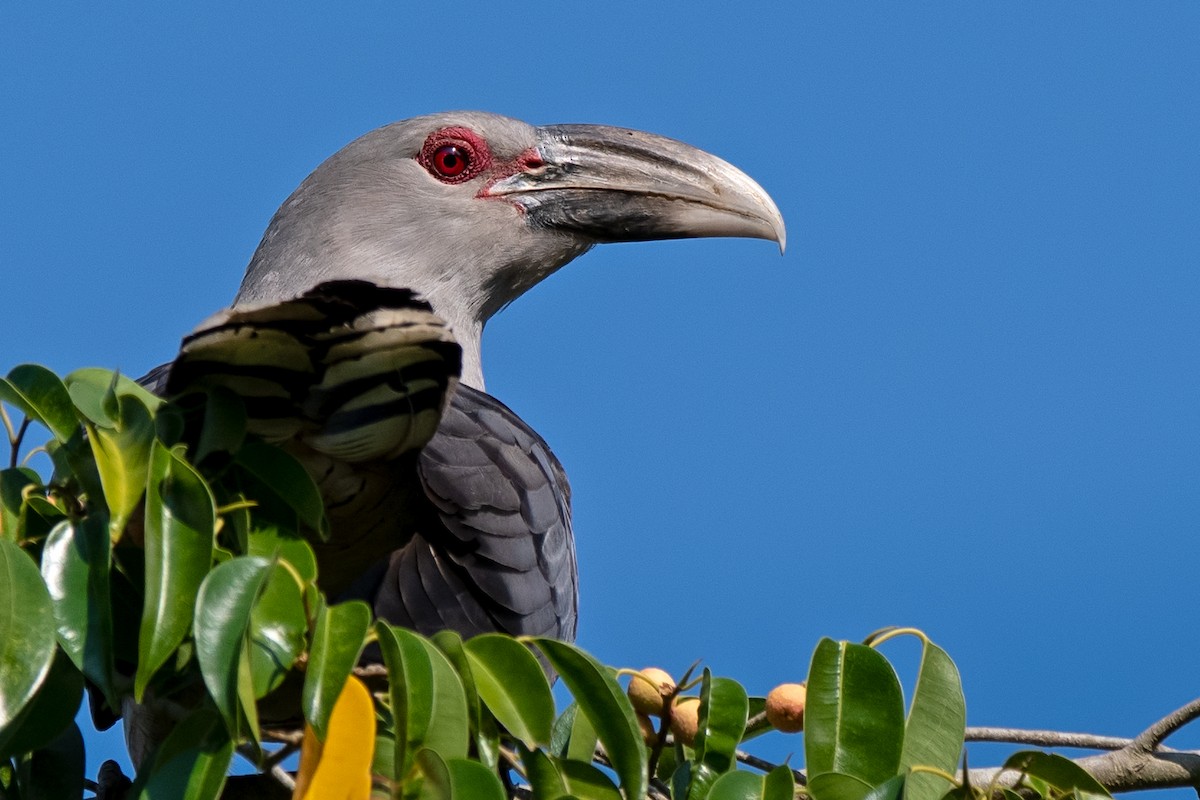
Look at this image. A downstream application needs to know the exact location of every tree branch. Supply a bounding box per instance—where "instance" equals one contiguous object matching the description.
[966,727,1141,751]
[1130,697,1200,753]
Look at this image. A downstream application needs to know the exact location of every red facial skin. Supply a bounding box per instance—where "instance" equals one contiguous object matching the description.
[417,126,543,200]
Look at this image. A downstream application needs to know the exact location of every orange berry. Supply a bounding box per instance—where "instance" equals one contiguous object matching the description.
[669,696,701,745]
[765,683,806,733]
[627,667,676,717]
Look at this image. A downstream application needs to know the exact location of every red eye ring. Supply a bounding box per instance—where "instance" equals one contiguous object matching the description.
[432,144,469,177]
[419,127,491,184]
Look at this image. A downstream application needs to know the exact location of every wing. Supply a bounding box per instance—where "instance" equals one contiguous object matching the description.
[369,385,578,643]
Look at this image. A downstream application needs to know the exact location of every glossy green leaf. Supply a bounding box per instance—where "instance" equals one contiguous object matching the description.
[899,638,965,800]
[1,468,41,544]
[431,629,500,769]
[132,707,233,800]
[534,638,647,800]
[568,703,600,764]
[64,367,164,422]
[708,769,765,800]
[302,599,371,741]
[0,365,78,443]
[806,639,905,786]
[85,393,155,537]
[235,440,329,539]
[416,749,506,800]
[1001,751,1111,797]
[695,671,749,776]
[807,772,875,800]
[557,758,623,800]
[464,633,555,748]
[0,646,84,759]
[763,764,796,800]
[193,386,247,464]
[247,560,306,698]
[377,624,435,779]
[39,517,116,704]
[521,745,569,800]
[418,636,470,759]
[0,540,58,730]
[22,721,84,800]
[246,526,318,584]
[860,775,906,800]
[194,556,271,737]
[136,440,216,700]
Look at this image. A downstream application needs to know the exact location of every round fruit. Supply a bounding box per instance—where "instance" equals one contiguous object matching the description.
[669,696,701,745]
[765,683,806,733]
[627,667,676,716]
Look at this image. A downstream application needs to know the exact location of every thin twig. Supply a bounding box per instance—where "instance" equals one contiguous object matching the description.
[735,749,807,785]
[1131,697,1200,752]
[965,727,1140,751]
[261,742,300,770]
[268,764,296,790]
[261,727,305,746]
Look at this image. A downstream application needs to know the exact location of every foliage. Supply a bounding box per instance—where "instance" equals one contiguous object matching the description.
[0,364,1116,800]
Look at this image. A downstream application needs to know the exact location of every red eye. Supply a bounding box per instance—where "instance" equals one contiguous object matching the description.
[433,145,469,177]
[419,127,491,184]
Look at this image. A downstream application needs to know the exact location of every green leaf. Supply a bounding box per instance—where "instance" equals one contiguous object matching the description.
[859,775,906,800]
[763,764,796,800]
[21,721,84,799]
[708,769,765,800]
[806,639,905,786]
[39,517,116,705]
[136,440,217,700]
[246,526,318,584]
[899,638,965,800]
[1001,751,1111,797]
[521,745,570,800]
[464,633,555,748]
[234,440,329,539]
[432,630,500,770]
[85,393,156,537]
[247,560,306,698]
[0,365,78,443]
[64,367,164,422]
[192,386,247,464]
[416,749,506,800]
[132,707,232,800]
[557,758,623,800]
[807,772,875,800]
[378,622,433,782]
[533,638,648,800]
[566,702,600,763]
[194,556,271,738]
[417,636,470,759]
[0,540,59,730]
[0,646,84,759]
[302,599,370,741]
[1,468,42,544]
[694,671,749,776]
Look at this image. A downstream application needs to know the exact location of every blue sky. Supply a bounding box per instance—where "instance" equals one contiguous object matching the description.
[2,2,1198,789]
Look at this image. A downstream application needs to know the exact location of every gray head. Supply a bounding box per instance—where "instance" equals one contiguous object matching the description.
[237,111,785,388]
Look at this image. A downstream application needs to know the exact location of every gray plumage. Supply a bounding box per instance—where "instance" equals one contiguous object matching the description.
[220,110,782,647]
[129,111,783,763]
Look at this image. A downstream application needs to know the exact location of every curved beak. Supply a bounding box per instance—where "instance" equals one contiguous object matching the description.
[486,124,786,253]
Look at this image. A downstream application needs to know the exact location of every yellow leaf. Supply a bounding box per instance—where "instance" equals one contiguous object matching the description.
[293,675,375,800]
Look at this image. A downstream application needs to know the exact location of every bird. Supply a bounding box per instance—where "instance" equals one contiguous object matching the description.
[122,114,784,766]
[156,111,785,650]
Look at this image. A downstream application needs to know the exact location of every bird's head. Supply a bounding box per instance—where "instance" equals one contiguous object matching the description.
[237,111,785,388]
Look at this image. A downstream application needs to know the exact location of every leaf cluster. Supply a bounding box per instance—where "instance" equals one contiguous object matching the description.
[0,365,1116,800]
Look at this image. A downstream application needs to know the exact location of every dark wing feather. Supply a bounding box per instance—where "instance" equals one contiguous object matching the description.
[370,385,578,642]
